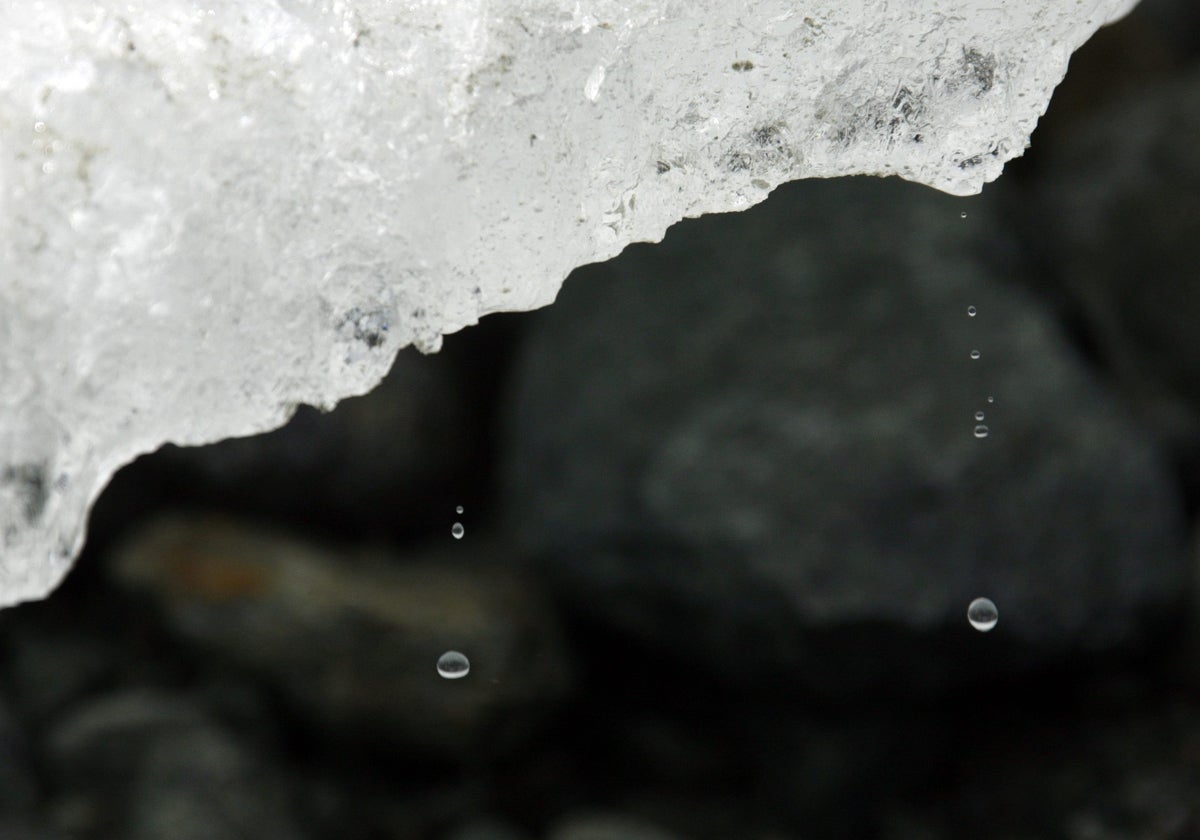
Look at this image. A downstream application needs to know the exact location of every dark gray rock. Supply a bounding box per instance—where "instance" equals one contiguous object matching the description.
[44,689,303,840]
[1038,67,1200,451]
[0,820,67,840]
[109,514,572,755]
[444,818,533,840]
[0,696,37,813]
[546,814,683,840]
[878,698,1200,840]
[503,176,1186,694]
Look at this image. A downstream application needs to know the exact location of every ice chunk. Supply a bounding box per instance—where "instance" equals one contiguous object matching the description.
[0,0,1138,606]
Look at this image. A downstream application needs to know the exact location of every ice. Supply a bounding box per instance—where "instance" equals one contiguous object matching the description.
[0,0,1138,606]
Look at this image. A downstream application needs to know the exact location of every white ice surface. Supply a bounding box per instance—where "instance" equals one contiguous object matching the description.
[1,0,1137,605]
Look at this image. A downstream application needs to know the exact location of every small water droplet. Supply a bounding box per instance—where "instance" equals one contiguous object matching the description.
[41,161,55,174]
[967,597,998,632]
[437,651,470,679]
[967,305,977,317]
[986,395,994,404]
[960,211,968,219]
[974,411,985,422]
[973,424,989,439]
[969,350,981,360]
[33,121,46,133]
[455,505,464,515]
[451,522,464,539]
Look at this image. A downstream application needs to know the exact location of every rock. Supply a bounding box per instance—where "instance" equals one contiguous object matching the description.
[889,698,1200,840]
[0,821,67,840]
[1037,67,1200,455]
[1,0,1140,607]
[502,176,1186,695]
[547,813,684,840]
[0,697,37,813]
[2,620,118,723]
[445,818,533,840]
[44,689,303,840]
[109,513,571,755]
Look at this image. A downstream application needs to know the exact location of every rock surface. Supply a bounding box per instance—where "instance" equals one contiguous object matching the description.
[1038,67,1200,451]
[0,0,1139,606]
[44,690,303,840]
[110,514,571,753]
[503,175,1186,693]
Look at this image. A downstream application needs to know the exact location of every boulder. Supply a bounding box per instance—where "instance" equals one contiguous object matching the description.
[503,176,1186,695]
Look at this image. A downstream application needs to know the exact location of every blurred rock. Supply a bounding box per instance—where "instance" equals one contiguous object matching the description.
[547,813,683,840]
[503,176,1185,695]
[44,689,302,840]
[0,695,37,813]
[0,820,67,840]
[109,514,571,755]
[1038,67,1200,453]
[2,623,117,723]
[445,818,533,840]
[906,700,1200,840]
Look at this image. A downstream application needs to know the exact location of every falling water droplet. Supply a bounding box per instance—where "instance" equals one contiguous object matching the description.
[437,651,470,679]
[960,211,968,219]
[969,350,981,360]
[967,305,977,317]
[456,505,464,515]
[973,424,989,439]
[451,522,465,539]
[975,411,985,422]
[967,598,998,632]
[986,395,994,404]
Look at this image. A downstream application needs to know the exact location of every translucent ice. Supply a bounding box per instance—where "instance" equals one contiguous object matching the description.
[0,0,1138,606]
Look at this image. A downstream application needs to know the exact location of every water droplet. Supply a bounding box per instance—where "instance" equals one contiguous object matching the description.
[33,121,46,133]
[451,522,464,539]
[974,411,985,422]
[986,395,994,404]
[969,350,981,360]
[967,305,977,317]
[41,161,55,175]
[960,211,968,219]
[455,505,464,515]
[973,424,989,439]
[437,650,470,679]
[967,598,998,632]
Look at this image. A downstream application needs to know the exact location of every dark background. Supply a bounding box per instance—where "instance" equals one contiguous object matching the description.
[3,3,1200,838]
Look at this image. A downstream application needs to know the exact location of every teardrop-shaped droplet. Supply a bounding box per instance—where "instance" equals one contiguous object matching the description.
[437,650,470,679]
[973,424,989,439]
[967,598,998,632]
[451,522,465,539]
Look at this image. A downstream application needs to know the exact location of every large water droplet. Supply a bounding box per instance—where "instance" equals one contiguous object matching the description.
[437,650,470,679]
[967,305,977,317]
[973,424,989,439]
[974,411,985,422]
[967,598,998,632]
[969,350,981,360]
[451,522,465,539]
